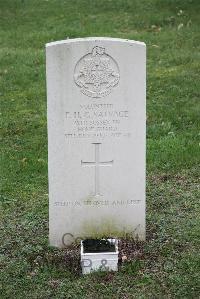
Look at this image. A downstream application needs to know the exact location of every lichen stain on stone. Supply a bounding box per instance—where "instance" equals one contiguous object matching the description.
[81,217,133,239]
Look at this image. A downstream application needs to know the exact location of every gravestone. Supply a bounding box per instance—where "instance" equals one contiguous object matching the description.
[46,37,146,247]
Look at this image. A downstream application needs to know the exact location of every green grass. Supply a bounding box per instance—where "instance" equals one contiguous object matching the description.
[0,0,200,298]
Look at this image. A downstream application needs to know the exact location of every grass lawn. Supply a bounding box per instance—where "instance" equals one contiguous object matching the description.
[0,0,200,298]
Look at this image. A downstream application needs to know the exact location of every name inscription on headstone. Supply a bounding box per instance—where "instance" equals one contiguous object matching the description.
[65,104,130,139]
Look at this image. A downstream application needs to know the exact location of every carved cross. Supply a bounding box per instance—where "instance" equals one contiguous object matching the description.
[81,143,113,196]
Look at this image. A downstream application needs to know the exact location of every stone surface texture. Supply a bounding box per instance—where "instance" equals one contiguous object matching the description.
[46,37,146,247]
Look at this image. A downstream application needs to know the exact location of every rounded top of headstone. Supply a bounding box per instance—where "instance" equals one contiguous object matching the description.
[46,37,146,48]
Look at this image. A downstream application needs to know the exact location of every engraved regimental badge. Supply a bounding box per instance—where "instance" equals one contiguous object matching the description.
[74,46,120,98]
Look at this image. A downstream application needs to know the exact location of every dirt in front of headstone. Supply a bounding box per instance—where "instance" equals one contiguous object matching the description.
[53,238,145,276]
[118,238,145,264]
[63,244,81,273]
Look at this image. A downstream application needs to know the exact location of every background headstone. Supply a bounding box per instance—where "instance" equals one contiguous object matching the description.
[46,37,146,247]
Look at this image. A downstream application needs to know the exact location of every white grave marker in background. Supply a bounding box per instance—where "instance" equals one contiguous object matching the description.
[46,38,146,247]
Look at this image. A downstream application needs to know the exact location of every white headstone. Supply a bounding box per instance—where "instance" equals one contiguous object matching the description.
[46,37,146,247]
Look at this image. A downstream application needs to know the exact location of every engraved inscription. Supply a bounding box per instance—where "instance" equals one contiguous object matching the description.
[74,46,120,98]
[54,199,141,207]
[64,103,131,139]
[81,143,113,196]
